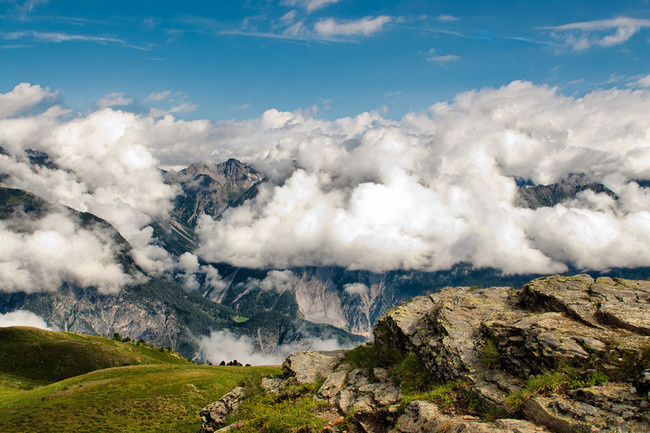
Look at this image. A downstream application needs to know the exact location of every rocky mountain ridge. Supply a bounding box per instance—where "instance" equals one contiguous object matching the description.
[201,274,650,433]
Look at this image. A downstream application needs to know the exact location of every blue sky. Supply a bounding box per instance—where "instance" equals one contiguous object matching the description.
[1,0,650,120]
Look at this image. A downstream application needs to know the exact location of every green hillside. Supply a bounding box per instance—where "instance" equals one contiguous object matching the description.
[0,326,189,389]
[0,364,280,433]
[0,326,281,433]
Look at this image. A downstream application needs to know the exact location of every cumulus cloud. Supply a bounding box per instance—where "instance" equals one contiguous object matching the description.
[0,83,56,118]
[195,81,650,275]
[96,92,133,109]
[541,17,650,51]
[0,310,52,329]
[198,329,352,365]
[0,86,182,279]
[314,16,391,37]
[0,210,135,293]
[4,80,650,283]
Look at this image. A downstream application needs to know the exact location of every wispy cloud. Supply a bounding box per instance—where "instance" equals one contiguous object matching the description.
[281,0,341,13]
[2,0,48,19]
[0,30,152,50]
[144,90,172,102]
[629,74,650,88]
[540,17,650,51]
[220,14,392,43]
[148,102,197,118]
[97,92,133,109]
[428,54,460,63]
[314,15,391,37]
[437,14,458,22]
[230,102,250,111]
[2,30,124,44]
[426,48,460,64]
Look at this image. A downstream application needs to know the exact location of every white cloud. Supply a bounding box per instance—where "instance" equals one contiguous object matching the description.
[344,283,369,296]
[0,211,135,294]
[195,81,650,275]
[0,83,56,119]
[0,310,52,329]
[0,89,182,278]
[281,0,341,13]
[314,16,391,38]
[631,74,650,88]
[198,329,351,365]
[542,17,650,51]
[4,80,650,283]
[256,270,297,292]
[437,15,458,22]
[97,92,133,109]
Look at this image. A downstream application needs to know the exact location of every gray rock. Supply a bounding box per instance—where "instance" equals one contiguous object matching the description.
[282,350,346,384]
[397,400,547,433]
[198,386,246,433]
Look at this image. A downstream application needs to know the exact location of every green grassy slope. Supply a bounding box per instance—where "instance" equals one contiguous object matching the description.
[0,326,188,389]
[0,364,280,433]
[0,326,281,433]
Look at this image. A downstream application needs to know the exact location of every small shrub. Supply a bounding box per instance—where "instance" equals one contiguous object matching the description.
[480,339,501,369]
[506,371,567,413]
[390,353,432,394]
[112,332,121,341]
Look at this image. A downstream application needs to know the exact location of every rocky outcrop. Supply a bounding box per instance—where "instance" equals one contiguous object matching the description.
[199,386,246,433]
[372,274,650,432]
[282,350,346,384]
[223,275,649,433]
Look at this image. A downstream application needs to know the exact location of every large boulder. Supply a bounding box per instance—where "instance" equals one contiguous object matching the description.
[282,350,346,384]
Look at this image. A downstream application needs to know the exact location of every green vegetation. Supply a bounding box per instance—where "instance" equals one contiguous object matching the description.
[480,338,501,370]
[345,342,432,393]
[0,326,280,433]
[0,363,279,433]
[506,366,609,414]
[225,373,326,433]
[0,327,189,390]
[399,380,489,418]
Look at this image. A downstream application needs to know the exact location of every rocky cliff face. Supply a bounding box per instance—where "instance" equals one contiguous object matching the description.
[209,275,650,433]
[166,159,264,228]
[515,174,618,209]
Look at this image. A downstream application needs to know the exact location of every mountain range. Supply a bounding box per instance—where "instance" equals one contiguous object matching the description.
[1,151,648,359]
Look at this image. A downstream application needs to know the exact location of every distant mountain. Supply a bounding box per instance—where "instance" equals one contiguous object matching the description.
[515,173,618,209]
[166,159,264,228]
[153,159,264,256]
[0,186,362,357]
[2,152,649,360]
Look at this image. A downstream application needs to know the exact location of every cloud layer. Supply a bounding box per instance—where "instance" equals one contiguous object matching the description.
[195,81,650,275]
[2,80,650,295]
